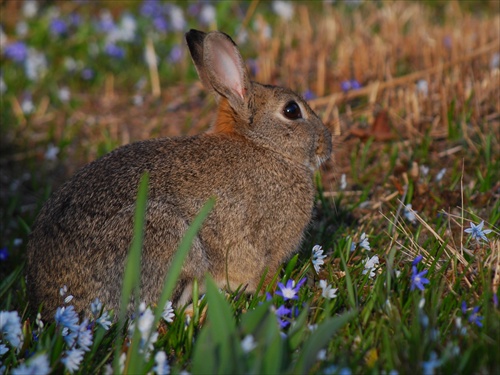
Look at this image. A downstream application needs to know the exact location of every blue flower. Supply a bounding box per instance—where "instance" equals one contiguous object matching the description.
[55,305,79,332]
[50,18,68,36]
[0,246,8,261]
[275,278,306,301]
[410,266,430,291]
[464,220,493,243]
[61,348,85,373]
[0,311,23,350]
[12,354,50,375]
[104,43,125,59]
[153,351,170,375]
[422,351,442,375]
[4,42,28,63]
[467,306,483,328]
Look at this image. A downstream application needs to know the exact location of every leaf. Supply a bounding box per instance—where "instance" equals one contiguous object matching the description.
[192,276,238,374]
[292,310,357,374]
[287,304,309,351]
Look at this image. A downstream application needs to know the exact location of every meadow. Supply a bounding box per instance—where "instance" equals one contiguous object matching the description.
[1,1,499,374]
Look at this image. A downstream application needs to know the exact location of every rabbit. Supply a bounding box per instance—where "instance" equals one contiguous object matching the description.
[26,29,332,319]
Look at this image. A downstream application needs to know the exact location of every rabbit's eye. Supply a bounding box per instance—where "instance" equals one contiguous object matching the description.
[283,101,302,120]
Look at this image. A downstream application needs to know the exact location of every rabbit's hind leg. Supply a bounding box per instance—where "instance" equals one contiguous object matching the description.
[140,201,210,309]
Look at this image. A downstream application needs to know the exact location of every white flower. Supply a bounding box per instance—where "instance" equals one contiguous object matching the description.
[317,349,327,361]
[241,334,257,353]
[60,285,68,296]
[362,255,380,278]
[129,304,158,356]
[162,301,175,323]
[12,354,50,375]
[25,48,47,81]
[272,1,294,20]
[308,324,318,332]
[490,52,500,70]
[119,353,126,373]
[340,173,347,190]
[420,165,429,177]
[359,233,371,251]
[169,6,186,31]
[36,313,44,331]
[404,204,417,224]
[435,168,446,182]
[0,76,7,95]
[22,0,39,18]
[58,87,71,102]
[416,79,428,96]
[16,21,29,37]
[312,245,327,273]
[199,4,216,26]
[44,144,60,161]
[61,348,85,374]
[21,98,34,114]
[153,351,170,375]
[0,311,23,350]
[319,280,338,299]
[64,295,74,304]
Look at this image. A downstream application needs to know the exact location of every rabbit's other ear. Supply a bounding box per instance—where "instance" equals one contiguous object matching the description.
[187,30,249,109]
[186,29,213,95]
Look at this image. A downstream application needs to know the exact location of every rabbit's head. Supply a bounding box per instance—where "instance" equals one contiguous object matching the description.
[186,30,332,171]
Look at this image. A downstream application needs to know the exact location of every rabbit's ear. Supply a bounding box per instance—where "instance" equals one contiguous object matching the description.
[186,30,249,107]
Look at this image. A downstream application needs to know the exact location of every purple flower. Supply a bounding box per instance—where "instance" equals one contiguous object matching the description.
[341,79,361,93]
[69,13,81,27]
[168,45,183,63]
[461,301,467,315]
[303,90,316,100]
[81,68,94,80]
[0,247,9,261]
[153,17,168,33]
[140,0,162,18]
[410,266,430,291]
[494,294,498,308]
[275,305,291,328]
[464,220,492,243]
[98,10,115,33]
[4,42,28,63]
[104,44,125,59]
[468,306,483,327]
[50,18,68,36]
[412,255,423,266]
[275,278,306,301]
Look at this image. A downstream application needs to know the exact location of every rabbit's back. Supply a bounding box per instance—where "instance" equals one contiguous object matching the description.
[27,133,316,317]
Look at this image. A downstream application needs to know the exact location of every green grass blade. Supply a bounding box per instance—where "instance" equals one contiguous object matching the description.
[292,309,357,374]
[114,172,149,372]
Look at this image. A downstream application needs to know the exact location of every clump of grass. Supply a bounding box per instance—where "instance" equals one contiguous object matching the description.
[1,1,499,374]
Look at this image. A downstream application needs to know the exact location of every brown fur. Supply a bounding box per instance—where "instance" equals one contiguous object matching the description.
[26,30,332,319]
